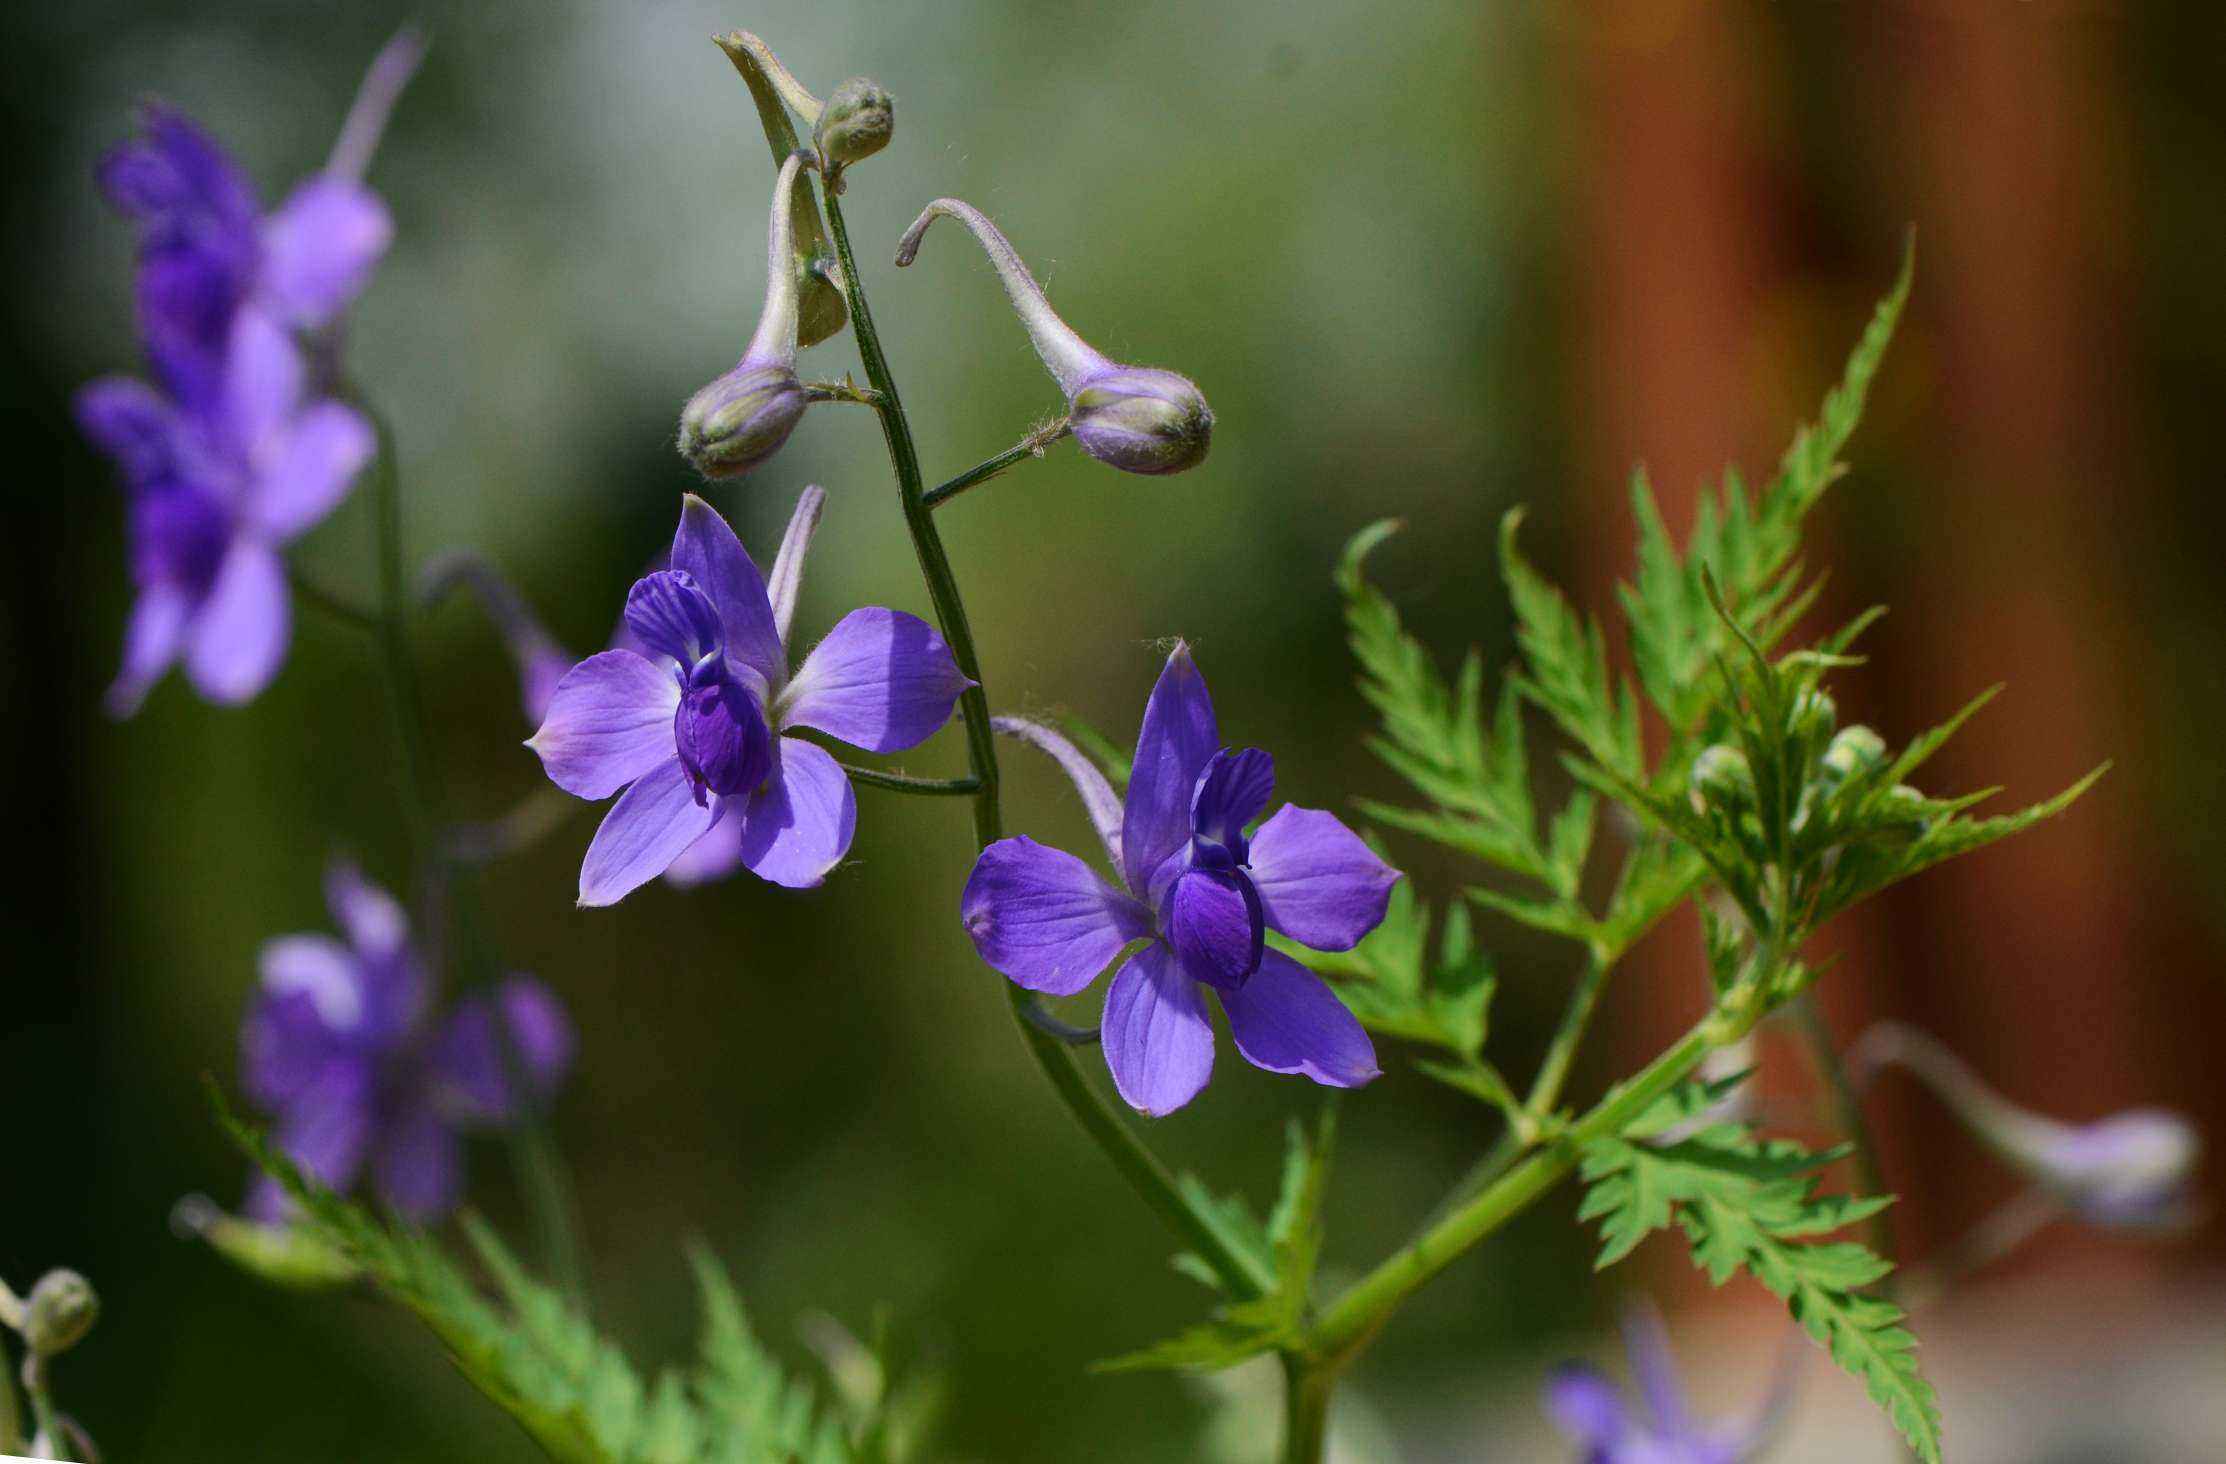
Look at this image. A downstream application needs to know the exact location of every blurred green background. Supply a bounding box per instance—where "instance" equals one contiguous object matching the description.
[9,1,2226,1458]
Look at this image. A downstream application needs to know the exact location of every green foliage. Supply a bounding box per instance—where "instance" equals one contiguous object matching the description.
[215,1093,930,1464]
[1577,1080,1942,1462]
[1102,1111,1335,1374]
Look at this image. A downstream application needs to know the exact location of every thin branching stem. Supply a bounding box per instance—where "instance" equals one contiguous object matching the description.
[922,418,1072,509]
[817,182,1273,1306]
[839,765,982,796]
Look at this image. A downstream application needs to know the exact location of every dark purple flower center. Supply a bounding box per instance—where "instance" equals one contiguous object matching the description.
[1162,866,1265,991]
[129,480,232,597]
[1188,746,1274,870]
[673,664,773,805]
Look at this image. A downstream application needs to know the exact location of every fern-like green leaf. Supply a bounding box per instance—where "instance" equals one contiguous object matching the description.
[1577,1080,1943,1462]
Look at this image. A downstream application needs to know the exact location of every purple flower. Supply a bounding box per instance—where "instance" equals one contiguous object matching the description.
[1852,1021,2201,1231]
[895,199,1213,476]
[527,490,972,903]
[77,30,424,715]
[1546,1304,1794,1464]
[240,860,573,1224]
[960,645,1393,1115]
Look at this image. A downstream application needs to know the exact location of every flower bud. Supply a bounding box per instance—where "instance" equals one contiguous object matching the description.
[1855,1022,2202,1231]
[1790,686,1837,745]
[677,361,812,478]
[678,152,816,479]
[896,198,1214,476]
[1070,367,1214,476]
[1819,724,1887,783]
[815,77,893,169]
[22,1271,97,1357]
[1688,744,1754,815]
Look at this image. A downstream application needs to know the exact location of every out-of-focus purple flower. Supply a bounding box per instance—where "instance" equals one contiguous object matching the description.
[676,152,817,479]
[1545,1304,1793,1464]
[895,199,1213,476]
[78,314,374,713]
[960,645,1393,1115]
[1852,1021,2201,1231]
[527,489,971,903]
[240,859,572,1224]
[77,30,423,716]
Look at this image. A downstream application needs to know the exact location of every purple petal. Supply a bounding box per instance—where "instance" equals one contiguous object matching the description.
[183,538,289,704]
[1121,641,1220,896]
[76,376,177,480]
[249,400,373,541]
[259,176,392,327]
[106,585,189,718]
[324,858,409,961]
[1163,868,1264,992]
[1620,1303,1697,1436]
[778,608,972,753]
[258,933,367,1034]
[1191,747,1275,852]
[577,756,719,906]
[623,570,726,667]
[219,306,305,469]
[960,837,1151,996]
[669,494,783,684]
[1101,943,1215,1116]
[272,1057,374,1200]
[992,716,1125,871]
[662,811,747,887]
[767,484,826,648]
[527,649,681,799]
[733,737,856,889]
[432,976,575,1124]
[372,1101,463,1223]
[241,979,349,1110]
[1219,949,1378,1089]
[1544,1363,1627,1447]
[1245,806,1400,952]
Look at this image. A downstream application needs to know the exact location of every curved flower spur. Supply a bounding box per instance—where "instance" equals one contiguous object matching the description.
[528,491,973,903]
[895,199,1214,477]
[1545,1303,1800,1464]
[961,644,1396,1114]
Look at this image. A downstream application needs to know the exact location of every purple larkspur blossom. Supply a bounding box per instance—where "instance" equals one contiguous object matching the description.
[960,645,1393,1115]
[76,31,423,715]
[1852,1021,2201,1231]
[895,199,1213,476]
[241,860,572,1223]
[1546,1305,1796,1464]
[527,490,971,902]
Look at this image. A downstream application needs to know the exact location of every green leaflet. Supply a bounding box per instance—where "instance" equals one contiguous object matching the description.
[1101,1112,1335,1374]
[1576,1080,1942,1463]
[214,1093,925,1464]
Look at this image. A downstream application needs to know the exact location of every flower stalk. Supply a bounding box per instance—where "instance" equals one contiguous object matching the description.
[815,179,1273,1303]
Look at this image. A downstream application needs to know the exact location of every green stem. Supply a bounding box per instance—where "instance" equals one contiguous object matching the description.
[360,407,587,1303]
[1308,991,1757,1367]
[1789,992,1897,1266]
[922,419,1072,510]
[19,1359,61,1462]
[1279,1352,1334,1464]
[1526,943,1617,1121]
[817,184,1271,1304]
[839,765,982,796]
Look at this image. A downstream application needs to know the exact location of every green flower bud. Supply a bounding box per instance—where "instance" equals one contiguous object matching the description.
[1879,783,1932,827]
[1820,724,1888,783]
[1790,687,1837,745]
[22,1270,97,1357]
[677,361,812,478]
[815,77,894,169]
[1689,744,1754,815]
